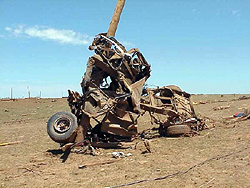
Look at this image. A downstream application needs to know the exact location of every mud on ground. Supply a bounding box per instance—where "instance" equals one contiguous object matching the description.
[1,94,250,188]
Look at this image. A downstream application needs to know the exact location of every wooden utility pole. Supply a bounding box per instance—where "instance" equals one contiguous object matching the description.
[27,86,30,98]
[107,0,125,37]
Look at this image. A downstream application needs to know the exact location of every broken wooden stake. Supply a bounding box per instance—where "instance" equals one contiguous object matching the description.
[213,105,230,111]
[79,159,122,169]
[0,141,23,146]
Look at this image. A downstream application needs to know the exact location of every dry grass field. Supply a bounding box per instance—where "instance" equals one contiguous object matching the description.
[1,94,250,188]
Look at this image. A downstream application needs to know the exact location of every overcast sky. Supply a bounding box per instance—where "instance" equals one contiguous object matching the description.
[1,0,250,98]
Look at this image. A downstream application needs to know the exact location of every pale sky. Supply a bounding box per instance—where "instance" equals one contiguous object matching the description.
[1,0,250,98]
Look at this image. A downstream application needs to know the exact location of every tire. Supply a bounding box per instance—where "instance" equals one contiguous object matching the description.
[159,124,167,136]
[166,124,191,136]
[47,111,78,143]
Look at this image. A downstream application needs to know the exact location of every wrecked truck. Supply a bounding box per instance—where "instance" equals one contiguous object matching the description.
[140,85,206,137]
[47,33,151,145]
[47,34,203,146]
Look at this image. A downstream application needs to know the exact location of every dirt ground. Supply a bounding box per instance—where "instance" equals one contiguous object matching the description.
[1,94,250,188]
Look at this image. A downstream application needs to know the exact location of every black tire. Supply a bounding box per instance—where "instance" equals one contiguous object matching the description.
[159,124,167,136]
[166,124,191,136]
[47,111,78,143]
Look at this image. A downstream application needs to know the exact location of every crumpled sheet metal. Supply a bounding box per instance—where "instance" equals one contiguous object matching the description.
[140,85,200,130]
[67,33,205,141]
[68,33,151,138]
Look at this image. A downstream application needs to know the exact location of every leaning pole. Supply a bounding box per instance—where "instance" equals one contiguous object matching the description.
[107,0,125,37]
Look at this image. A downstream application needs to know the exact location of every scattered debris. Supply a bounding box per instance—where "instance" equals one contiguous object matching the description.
[1,99,11,101]
[72,145,97,155]
[223,109,250,123]
[111,152,132,158]
[143,139,151,153]
[234,112,245,117]
[199,101,207,105]
[193,101,207,105]
[233,114,250,122]
[231,96,250,101]
[198,177,215,188]
[238,96,250,100]
[61,140,97,156]
[91,142,134,149]
[107,146,250,188]
[132,139,152,153]
[79,159,122,169]
[213,105,230,111]
[0,141,23,147]
[140,128,159,139]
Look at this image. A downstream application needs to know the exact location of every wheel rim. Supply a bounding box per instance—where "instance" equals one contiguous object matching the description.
[54,117,71,133]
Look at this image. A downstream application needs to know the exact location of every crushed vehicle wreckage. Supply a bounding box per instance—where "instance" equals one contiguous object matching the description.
[47,33,151,146]
[46,0,206,150]
[141,85,206,137]
[47,34,205,148]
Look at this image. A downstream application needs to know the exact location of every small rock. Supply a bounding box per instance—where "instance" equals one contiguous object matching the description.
[4,109,9,112]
